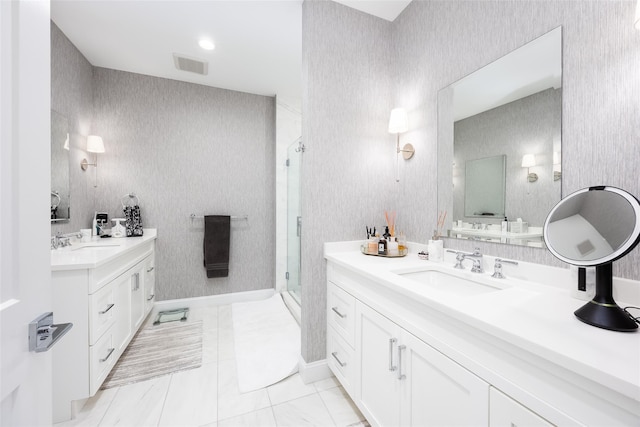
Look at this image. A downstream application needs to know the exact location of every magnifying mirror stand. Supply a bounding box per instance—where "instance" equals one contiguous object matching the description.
[574,263,638,332]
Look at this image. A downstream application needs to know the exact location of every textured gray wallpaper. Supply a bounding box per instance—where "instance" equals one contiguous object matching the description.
[91,68,276,301]
[301,1,397,363]
[50,23,96,234]
[302,0,640,363]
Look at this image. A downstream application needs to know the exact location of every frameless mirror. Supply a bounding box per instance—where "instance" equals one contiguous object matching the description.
[438,27,562,247]
[51,110,70,222]
[544,186,640,332]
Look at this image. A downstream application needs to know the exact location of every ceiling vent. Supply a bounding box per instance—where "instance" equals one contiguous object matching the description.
[173,53,208,75]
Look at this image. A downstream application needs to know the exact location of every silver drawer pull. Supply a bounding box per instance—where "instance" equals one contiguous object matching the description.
[146,266,154,273]
[147,294,155,301]
[331,306,346,318]
[99,303,115,315]
[100,347,115,362]
[398,345,406,380]
[389,338,397,371]
[331,352,347,367]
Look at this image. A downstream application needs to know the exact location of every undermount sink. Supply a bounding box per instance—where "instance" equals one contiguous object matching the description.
[71,242,121,251]
[394,269,509,296]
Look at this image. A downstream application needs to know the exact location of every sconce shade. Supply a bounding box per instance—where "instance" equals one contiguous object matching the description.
[87,135,105,153]
[521,154,536,168]
[388,108,408,134]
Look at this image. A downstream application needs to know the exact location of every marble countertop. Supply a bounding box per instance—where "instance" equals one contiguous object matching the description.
[324,240,640,403]
[51,229,157,271]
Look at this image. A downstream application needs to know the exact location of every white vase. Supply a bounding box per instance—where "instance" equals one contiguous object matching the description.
[428,239,444,262]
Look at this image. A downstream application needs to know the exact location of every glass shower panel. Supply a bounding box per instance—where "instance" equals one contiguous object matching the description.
[286,139,303,305]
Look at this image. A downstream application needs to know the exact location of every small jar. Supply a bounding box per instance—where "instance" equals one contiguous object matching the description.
[387,237,399,256]
[367,237,378,254]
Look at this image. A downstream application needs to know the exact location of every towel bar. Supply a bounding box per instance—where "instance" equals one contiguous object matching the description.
[189,214,248,221]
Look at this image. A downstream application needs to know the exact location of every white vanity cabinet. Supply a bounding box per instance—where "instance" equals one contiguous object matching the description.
[489,387,553,427]
[356,300,489,427]
[51,233,156,422]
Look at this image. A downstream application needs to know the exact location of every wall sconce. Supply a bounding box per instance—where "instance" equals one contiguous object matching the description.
[81,135,105,188]
[521,154,538,182]
[388,108,415,182]
[553,151,562,181]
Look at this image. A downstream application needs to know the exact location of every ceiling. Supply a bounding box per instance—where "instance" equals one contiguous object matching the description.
[51,0,412,109]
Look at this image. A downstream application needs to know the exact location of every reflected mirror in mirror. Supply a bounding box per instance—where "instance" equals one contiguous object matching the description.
[544,186,640,332]
[438,27,562,248]
[51,110,70,222]
[464,155,506,217]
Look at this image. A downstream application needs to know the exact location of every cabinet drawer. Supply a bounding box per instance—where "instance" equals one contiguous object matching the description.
[328,281,356,346]
[327,325,355,395]
[490,387,553,427]
[89,280,117,344]
[89,327,117,395]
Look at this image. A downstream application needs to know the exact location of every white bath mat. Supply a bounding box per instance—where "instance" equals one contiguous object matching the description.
[232,293,300,393]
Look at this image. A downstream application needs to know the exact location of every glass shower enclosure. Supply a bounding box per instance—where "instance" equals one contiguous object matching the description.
[286,138,303,305]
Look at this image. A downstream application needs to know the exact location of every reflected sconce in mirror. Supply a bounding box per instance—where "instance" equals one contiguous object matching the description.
[81,135,105,187]
[521,154,538,182]
[388,108,415,182]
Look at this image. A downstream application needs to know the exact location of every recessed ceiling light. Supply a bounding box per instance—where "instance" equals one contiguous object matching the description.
[198,39,215,51]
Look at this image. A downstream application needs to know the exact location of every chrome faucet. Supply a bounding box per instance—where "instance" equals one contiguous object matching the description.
[491,258,519,279]
[446,248,483,272]
[51,231,82,249]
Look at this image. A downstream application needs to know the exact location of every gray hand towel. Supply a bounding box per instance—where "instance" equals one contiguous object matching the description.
[203,215,231,278]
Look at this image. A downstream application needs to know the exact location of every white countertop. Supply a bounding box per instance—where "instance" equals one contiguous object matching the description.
[51,229,157,271]
[324,241,640,403]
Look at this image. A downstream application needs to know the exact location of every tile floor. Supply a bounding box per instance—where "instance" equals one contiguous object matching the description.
[55,304,367,427]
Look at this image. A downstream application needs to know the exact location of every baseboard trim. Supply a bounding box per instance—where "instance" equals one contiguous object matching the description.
[152,289,275,317]
[298,356,332,384]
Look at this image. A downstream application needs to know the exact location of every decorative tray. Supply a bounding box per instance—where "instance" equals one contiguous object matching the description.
[360,244,408,258]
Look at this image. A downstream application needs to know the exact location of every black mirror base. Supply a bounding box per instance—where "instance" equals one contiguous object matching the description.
[574,301,638,332]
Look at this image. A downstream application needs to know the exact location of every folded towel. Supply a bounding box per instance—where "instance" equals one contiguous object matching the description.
[203,215,231,278]
[124,205,144,237]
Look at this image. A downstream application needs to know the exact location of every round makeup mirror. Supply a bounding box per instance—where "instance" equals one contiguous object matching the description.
[544,186,640,332]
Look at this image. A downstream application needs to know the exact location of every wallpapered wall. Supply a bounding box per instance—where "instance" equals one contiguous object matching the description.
[51,24,276,301]
[301,0,640,363]
[51,23,95,234]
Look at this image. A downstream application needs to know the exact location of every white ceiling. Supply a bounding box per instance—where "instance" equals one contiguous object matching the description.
[51,0,412,109]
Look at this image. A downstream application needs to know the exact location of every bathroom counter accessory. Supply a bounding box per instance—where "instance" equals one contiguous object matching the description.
[360,244,408,257]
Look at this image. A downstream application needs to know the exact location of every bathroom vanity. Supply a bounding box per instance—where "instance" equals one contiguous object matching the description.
[50,230,157,422]
[325,241,639,427]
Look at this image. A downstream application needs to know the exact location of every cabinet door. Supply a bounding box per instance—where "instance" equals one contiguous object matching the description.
[130,264,145,330]
[400,331,489,427]
[356,302,401,427]
[490,387,553,427]
[143,255,155,315]
[112,272,132,354]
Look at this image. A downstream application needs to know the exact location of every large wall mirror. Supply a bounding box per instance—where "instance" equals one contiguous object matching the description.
[51,109,70,222]
[437,26,562,248]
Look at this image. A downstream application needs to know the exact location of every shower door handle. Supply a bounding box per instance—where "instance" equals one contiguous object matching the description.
[296,216,302,237]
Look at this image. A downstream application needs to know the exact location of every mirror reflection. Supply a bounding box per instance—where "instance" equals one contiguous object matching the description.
[438,27,562,247]
[51,110,70,222]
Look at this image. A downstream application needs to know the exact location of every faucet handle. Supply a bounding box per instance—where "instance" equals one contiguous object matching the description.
[492,258,518,279]
[472,247,483,257]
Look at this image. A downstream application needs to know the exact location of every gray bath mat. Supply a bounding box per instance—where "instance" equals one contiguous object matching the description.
[101,320,202,389]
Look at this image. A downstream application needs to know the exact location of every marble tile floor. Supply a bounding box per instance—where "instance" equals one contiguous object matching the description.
[55,304,368,427]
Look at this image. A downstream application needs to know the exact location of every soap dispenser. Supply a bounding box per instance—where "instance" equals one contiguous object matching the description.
[111,218,126,238]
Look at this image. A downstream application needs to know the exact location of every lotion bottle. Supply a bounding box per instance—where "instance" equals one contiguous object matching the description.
[501,216,508,234]
[377,234,387,255]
